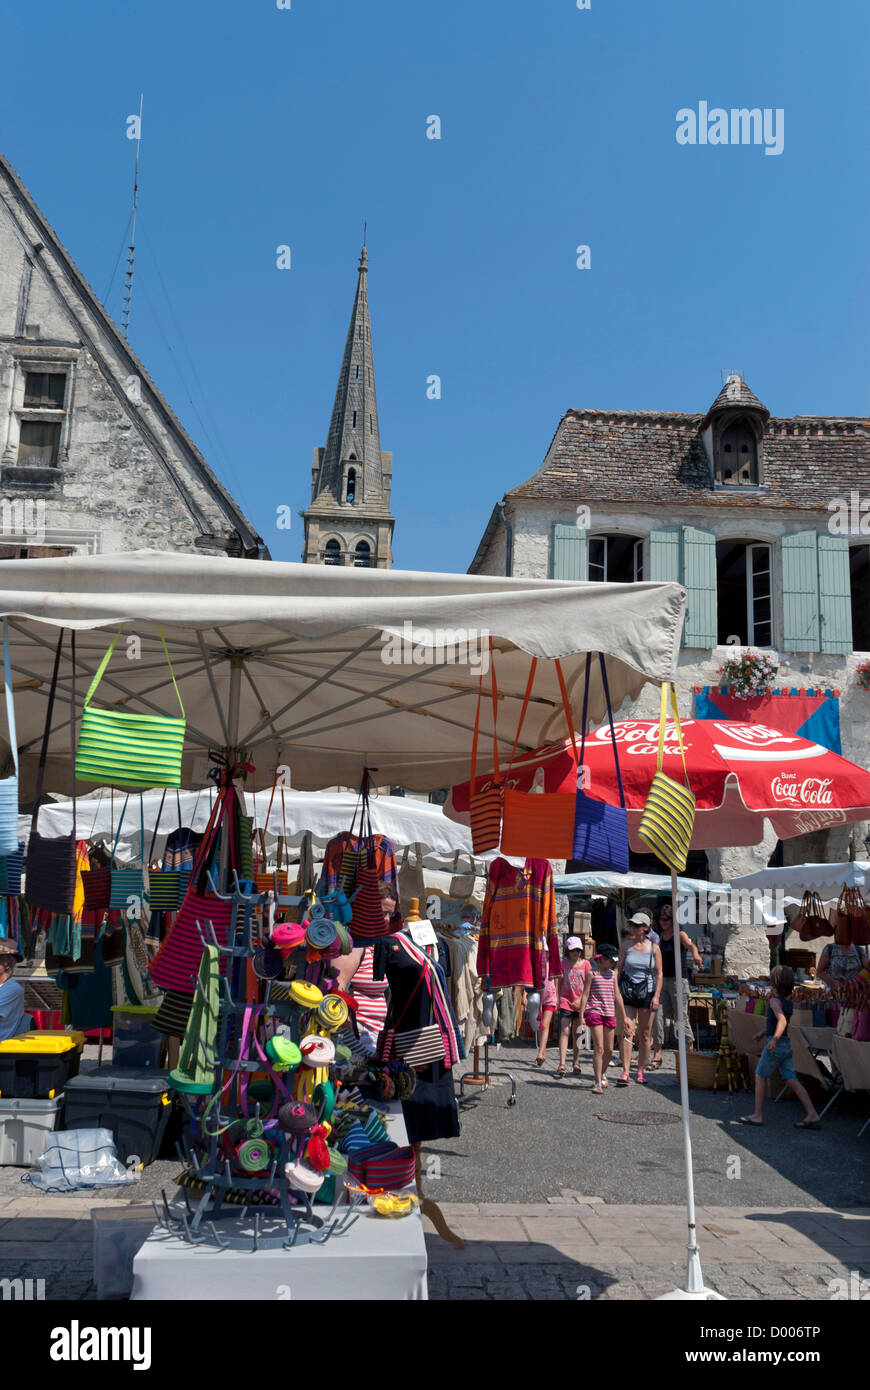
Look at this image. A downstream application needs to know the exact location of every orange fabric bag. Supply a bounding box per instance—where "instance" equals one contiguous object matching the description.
[500,659,578,861]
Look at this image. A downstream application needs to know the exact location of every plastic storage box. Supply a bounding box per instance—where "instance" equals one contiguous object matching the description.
[0,1034,81,1099]
[0,1096,62,1164]
[110,1006,163,1069]
[62,1068,172,1166]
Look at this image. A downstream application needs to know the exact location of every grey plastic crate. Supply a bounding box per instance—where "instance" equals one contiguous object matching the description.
[0,1096,62,1165]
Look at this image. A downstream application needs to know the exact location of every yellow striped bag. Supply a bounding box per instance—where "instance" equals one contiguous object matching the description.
[636,682,696,873]
[76,627,185,790]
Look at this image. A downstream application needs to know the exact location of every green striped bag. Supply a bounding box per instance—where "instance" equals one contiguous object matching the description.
[636,682,696,874]
[76,627,185,790]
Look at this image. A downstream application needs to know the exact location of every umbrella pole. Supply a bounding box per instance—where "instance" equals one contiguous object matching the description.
[658,867,724,1301]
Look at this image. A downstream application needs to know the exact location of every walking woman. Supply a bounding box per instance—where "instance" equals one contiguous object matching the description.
[616,919,662,1085]
[649,904,703,1067]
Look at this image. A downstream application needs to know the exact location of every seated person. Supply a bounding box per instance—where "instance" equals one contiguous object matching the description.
[0,938,32,1042]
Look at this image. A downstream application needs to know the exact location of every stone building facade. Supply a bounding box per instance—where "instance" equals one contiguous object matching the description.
[469,375,870,972]
[302,248,394,568]
[0,153,264,559]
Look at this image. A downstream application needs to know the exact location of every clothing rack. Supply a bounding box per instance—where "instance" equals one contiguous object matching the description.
[457,975,517,1109]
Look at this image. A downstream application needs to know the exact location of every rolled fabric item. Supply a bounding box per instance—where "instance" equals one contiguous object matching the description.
[306,918,338,951]
[316,994,349,1031]
[314,1080,335,1124]
[300,1034,336,1068]
[327,1147,348,1176]
[272,923,307,953]
[235,1137,272,1173]
[337,1120,371,1157]
[289,981,323,1010]
[252,945,284,979]
[266,1035,302,1071]
[284,1159,325,1194]
[277,1100,317,1135]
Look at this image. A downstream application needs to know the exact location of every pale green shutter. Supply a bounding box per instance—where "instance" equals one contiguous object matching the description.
[551,522,587,579]
[782,531,820,651]
[648,526,681,582]
[681,527,717,648]
[818,534,852,654]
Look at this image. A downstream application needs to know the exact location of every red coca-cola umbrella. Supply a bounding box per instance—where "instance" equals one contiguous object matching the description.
[447,716,870,850]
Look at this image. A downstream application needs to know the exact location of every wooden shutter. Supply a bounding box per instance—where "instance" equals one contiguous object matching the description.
[681,526,717,648]
[648,526,681,582]
[818,534,852,654]
[550,522,587,580]
[781,531,820,652]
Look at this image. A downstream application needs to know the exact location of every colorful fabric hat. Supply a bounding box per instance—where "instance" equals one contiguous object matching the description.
[277,1100,317,1135]
[289,981,323,1010]
[300,1035,335,1068]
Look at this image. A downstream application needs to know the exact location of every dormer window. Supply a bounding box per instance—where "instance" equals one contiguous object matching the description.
[715,415,759,486]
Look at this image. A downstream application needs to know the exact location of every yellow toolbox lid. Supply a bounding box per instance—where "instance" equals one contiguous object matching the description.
[0,1033,78,1054]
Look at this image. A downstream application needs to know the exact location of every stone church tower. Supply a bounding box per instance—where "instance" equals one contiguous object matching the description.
[302,248,394,568]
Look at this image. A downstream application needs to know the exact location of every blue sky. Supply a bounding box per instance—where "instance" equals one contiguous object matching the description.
[1,1,867,571]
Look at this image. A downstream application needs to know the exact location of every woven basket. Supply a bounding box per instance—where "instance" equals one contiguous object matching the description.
[676,1050,718,1090]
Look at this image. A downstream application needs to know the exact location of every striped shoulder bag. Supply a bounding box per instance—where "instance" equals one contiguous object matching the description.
[636,682,696,873]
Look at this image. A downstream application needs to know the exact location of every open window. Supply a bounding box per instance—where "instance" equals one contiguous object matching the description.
[323,539,342,566]
[587,534,644,583]
[354,540,373,568]
[716,540,773,646]
[851,545,870,651]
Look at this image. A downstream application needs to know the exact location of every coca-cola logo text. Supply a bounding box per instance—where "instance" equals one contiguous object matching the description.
[770,775,834,806]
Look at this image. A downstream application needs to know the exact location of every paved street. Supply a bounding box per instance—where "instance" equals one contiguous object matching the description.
[0,1039,867,1299]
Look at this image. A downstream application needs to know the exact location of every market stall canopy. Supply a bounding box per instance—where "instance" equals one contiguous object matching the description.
[730,861,870,897]
[554,870,789,925]
[23,788,478,860]
[0,550,685,795]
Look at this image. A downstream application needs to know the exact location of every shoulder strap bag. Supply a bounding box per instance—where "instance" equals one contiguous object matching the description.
[76,626,185,790]
[636,682,696,874]
[572,653,629,872]
[0,619,20,855]
[500,657,578,860]
[25,629,79,915]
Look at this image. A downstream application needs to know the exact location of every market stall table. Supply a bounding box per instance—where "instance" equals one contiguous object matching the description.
[131,1104,428,1301]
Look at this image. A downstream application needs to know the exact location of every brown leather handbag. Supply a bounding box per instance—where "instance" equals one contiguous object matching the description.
[793,890,832,942]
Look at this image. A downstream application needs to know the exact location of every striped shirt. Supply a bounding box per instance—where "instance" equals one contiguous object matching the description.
[351,947,389,1038]
[587,967,616,1015]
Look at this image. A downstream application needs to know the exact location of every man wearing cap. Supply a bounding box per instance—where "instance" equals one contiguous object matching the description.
[0,938,31,1043]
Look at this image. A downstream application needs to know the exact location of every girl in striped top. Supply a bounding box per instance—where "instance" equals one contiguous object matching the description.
[581,944,626,1094]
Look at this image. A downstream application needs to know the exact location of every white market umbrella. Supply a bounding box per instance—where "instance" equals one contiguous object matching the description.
[0,550,685,797]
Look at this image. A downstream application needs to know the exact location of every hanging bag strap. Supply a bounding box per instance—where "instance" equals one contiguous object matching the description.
[30,629,64,839]
[110,794,130,868]
[147,790,168,866]
[506,657,579,780]
[469,637,499,790]
[657,681,691,790]
[83,624,184,716]
[576,653,626,810]
[2,619,18,779]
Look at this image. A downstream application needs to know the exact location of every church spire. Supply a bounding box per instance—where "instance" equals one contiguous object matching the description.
[302,248,395,568]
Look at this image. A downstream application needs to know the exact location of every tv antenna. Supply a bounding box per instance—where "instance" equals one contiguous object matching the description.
[121,93,143,339]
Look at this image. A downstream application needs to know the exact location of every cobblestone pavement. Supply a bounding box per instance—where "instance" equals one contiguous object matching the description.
[422,1198,870,1301]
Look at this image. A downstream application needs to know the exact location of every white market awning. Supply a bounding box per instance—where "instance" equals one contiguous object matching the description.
[0,549,685,795]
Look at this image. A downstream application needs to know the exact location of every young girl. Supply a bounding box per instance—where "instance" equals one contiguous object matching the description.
[741,965,822,1129]
[581,944,625,1094]
[557,936,591,1077]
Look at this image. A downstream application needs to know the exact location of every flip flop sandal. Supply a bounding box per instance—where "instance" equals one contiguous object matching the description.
[739,1116,764,1125]
[572,1066,583,1076]
[556,1066,566,1078]
[794,1120,822,1129]
[591,1084,604,1094]
[648,1060,663,1070]
[534,1056,546,1067]
[616,1073,630,1087]
[635,1072,646,1084]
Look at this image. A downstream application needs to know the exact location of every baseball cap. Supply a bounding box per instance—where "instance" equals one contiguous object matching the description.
[0,936,23,962]
[596,943,619,961]
[565,935,584,951]
[628,912,651,927]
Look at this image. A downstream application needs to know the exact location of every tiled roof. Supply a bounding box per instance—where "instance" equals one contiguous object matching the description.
[505,406,870,511]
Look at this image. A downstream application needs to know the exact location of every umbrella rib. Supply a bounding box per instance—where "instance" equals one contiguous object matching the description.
[196,631,231,746]
[239,664,284,751]
[237,631,383,747]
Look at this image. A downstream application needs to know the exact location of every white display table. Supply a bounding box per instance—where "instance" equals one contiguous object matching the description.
[131,1105,428,1301]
